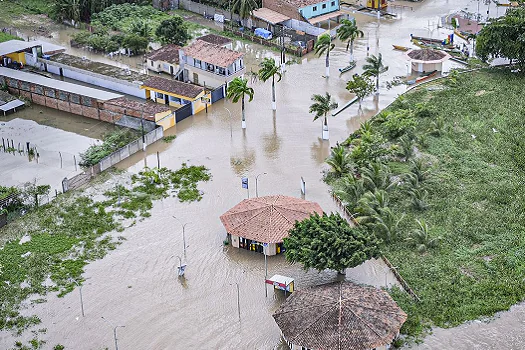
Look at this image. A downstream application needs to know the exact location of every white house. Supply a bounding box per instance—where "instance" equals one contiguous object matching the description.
[145,44,181,76]
[180,39,245,89]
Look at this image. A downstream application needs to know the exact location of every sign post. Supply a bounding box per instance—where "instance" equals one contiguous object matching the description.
[242,177,249,198]
[263,242,268,297]
[300,177,306,197]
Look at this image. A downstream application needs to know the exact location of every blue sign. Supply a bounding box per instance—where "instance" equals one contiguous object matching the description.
[242,177,249,189]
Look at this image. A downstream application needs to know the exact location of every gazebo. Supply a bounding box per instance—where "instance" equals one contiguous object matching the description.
[220,195,323,256]
[273,281,407,350]
[406,48,450,73]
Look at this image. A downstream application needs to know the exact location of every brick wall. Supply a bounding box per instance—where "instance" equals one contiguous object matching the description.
[263,0,302,21]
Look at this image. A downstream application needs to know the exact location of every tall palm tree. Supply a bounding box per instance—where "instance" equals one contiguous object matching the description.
[314,34,335,78]
[230,0,258,26]
[227,77,254,129]
[326,145,354,178]
[362,53,389,92]
[309,92,338,140]
[257,58,282,111]
[336,18,364,62]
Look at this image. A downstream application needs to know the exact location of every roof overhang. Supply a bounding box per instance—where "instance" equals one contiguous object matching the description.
[405,49,451,64]
[252,8,291,25]
[308,10,346,25]
[0,40,41,57]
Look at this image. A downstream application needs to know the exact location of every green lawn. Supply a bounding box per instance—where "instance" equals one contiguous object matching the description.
[328,69,525,337]
[0,32,23,43]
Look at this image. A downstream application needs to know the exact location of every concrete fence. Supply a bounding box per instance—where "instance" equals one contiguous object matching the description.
[178,0,241,22]
[65,127,164,191]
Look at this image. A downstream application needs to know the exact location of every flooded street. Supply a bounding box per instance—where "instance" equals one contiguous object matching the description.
[1,0,522,349]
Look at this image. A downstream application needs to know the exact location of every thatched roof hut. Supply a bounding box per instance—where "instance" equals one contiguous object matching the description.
[273,281,407,350]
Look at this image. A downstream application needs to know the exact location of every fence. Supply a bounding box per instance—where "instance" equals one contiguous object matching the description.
[331,192,421,301]
[64,127,164,192]
[178,0,241,22]
[224,27,311,57]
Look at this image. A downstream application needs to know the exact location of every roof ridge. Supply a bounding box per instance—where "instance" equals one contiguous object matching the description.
[339,296,385,340]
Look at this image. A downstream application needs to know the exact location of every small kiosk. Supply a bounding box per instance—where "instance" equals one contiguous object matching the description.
[265,275,294,293]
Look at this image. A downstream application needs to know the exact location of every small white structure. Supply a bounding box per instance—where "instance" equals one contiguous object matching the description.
[220,195,323,256]
[180,39,245,88]
[265,275,295,293]
[405,49,450,74]
[145,44,181,76]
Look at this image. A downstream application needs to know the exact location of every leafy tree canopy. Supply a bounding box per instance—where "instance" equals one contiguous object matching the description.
[284,212,381,272]
[346,74,374,103]
[155,16,190,46]
[476,7,525,69]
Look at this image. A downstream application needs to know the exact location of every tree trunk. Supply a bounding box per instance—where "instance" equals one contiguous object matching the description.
[350,39,354,62]
[271,75,276,110]
[241,96,246,129]
[325,50,330,77]
[376,74,380,93]
[322,115,329,140]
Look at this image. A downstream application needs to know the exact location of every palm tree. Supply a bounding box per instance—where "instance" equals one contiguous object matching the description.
[314,34,335,78]
[334,175,365,211]
[230,0,258,26]
[257,58,282,111]
[406,219,441,253]
[336,18,364,62]
[362,53,389,92]
[309,92,338,140]
[326,145,354,178]
[227,77,254,129]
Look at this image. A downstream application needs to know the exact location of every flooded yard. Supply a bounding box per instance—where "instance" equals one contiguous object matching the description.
[0,0,522,348]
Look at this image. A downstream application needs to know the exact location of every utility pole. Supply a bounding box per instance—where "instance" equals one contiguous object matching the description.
[70,278,88,317]
[230,282,241,320]
[255,172,267,197]
[101,317,125,350]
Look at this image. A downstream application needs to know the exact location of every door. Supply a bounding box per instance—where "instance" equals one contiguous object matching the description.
[170,65,174,75]
[193,72,199,84]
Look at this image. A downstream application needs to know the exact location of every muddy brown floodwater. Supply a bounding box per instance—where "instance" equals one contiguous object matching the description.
[0,1,522,349]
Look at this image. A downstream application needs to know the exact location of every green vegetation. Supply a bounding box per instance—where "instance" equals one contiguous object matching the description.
[79,129,138,168]
[362,53,389,91]
[0,164,210,335]
[0,32,23,43]
[284,212,381,272]
[327,69,525,338]
[162,135,177,143]
[346,74,374,108]
[53,0,148,23]
[1,0,53,22]
[477,7,525,69]
[336,18,363,62]
[155,16,190,46]
[314,34,335,76]
[226,77,254,127]
[308,92,338,138]
[256,57,282,110]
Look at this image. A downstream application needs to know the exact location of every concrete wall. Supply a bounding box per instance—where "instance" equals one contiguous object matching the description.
[40,59,146,99]
[300,0,339,19]
[178,0,241,22]
[98,127,164,171]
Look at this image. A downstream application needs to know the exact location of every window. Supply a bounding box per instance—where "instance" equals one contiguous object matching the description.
[322,3,326,9]
[313,5,317,11]
[150,61,154,67]
[331,1,335,5]
[194,59,201,68]
[155,92,164,99]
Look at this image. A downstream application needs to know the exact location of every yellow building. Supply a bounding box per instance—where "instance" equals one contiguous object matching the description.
[0,40,43,67]
[141,77,209,128]
[367,0,387,10]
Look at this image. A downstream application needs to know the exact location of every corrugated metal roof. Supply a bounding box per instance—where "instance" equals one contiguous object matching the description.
[252,8,291,24]
[0,40,40,57]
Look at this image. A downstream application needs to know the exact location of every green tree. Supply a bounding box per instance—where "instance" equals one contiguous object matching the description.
[406,219,441,253]
[231,0,259,24]
[130,19,152,39]
[155,16,190,46]
[54,0,81,22]
[256,58,282,111]
[284,212,381,273]
[314,34,335,77]
[326,145,354,178]
[226,77,254,129]
[346,74,374,108]
[122,34,148,55]
[336,18,364,62]
[362,53,389,92]
[309,92,338,140]
[476,7,525,69]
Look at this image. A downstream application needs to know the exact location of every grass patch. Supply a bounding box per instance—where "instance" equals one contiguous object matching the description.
[0,0,53,23]
[327,68,525,338]
[0,164,210,335]
[162,135,177,143]
[0,32,23,43]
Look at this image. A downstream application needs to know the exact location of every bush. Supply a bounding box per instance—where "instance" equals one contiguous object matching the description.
[79,129,138,168]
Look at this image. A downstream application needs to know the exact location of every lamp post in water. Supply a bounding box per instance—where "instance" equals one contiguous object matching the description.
[255,172,267,197]
[230,282,241,320]
[224,107,232,139]
[101,317,125,350]
[172,216,188,256]
[69,277,89,317]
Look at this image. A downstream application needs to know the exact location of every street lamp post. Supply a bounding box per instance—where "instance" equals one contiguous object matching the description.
[172,216,188,256]
[255,172,267,198]
[224,107,232,139]
[70,277,89,317]
[101,317,125,350]
[230,282,240,320]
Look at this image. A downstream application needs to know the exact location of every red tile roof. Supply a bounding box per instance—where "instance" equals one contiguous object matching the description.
[273,281,407,350]
[142,76,204,99]
[183,40,243,67]
[220,195,323,243]
[145,44,181,64]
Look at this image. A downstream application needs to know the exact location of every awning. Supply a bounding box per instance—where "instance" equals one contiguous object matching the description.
[0,99,25,114]
[252,8,290,25]
[308,10,347,25]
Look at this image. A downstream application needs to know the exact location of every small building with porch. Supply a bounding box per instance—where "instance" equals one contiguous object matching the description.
[0,40,43,68]
[180,39,245,89]
[273,281,407,350]
[219,195,323,256]
[145,44,181,76]
[406,49,450,73]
